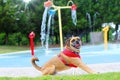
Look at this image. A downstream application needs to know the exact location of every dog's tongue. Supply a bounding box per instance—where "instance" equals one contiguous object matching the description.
[75,44,80,48]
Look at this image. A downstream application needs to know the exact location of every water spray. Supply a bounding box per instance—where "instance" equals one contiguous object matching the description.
[40,0,52,48]
[46,9,56,49]
[71,4,77,26]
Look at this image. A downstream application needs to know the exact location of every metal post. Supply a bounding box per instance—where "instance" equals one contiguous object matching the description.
[58,7,63,51]
[102,26,109,49]
[51,0,74,51]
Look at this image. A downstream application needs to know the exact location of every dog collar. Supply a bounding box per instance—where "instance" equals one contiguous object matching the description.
[62,49,80,58]
[65,46,80,53]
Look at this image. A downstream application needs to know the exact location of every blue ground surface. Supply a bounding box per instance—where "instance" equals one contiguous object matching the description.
[0,43,120,67]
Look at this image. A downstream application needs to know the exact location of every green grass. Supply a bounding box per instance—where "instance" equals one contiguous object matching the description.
[0,72,120,80]
[0,46,30,54]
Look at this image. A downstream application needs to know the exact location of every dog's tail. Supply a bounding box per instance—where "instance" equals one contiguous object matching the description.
[31,57,42,71]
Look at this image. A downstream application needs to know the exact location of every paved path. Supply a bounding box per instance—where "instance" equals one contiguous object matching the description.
[0,63,120,77]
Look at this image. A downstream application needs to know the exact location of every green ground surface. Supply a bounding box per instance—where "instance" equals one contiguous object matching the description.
[0,46,30,54]
[0,72,120,80]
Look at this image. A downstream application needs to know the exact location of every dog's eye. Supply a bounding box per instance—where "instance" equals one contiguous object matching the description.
[71,39,75,42]
[77,38,80,41]
[77,39,80,41]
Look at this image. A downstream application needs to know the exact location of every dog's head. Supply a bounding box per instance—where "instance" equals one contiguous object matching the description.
[65,36,82,53]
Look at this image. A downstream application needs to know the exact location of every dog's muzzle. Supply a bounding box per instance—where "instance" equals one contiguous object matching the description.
[72,41,80,49]
[70,38,81,49]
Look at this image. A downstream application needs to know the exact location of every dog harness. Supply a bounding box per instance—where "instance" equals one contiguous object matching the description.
[63,49,80,58]
[58,49,80,68]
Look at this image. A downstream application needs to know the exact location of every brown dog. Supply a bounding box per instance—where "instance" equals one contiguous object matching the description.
[31,36,96,75]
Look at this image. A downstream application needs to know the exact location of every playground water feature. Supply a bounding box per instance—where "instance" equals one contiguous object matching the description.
[40,0,77,50]
[0,43,120,68]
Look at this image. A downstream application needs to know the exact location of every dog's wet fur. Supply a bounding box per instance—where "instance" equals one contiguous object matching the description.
[31,36,96,75]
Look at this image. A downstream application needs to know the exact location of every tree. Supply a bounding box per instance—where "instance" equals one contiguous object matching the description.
[0,0,120,45]
[0,0,18,44]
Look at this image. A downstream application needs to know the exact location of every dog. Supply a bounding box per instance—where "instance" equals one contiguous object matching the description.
[31,36,96,75]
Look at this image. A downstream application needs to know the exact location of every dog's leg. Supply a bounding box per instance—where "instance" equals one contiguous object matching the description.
[71,58,96,74]
[42,65,56,75]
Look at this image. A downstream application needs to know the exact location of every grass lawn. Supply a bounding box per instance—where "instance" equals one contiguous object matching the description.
[0,46,30,54]
[0,72,120,80]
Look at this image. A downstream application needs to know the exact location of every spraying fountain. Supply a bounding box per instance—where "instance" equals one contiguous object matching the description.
[40,0,77,51]
[86,13,92,31]
[23,0,31,11]
[86,12,99,32]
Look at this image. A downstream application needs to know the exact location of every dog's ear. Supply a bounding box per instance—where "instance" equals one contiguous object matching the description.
[65,37,71,47]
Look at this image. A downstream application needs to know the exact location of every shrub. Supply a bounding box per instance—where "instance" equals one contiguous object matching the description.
[8,33,18,45]
[8,32,23,46]
[5,32,38,46]
[21,36,29,46]
[0,33,6,45]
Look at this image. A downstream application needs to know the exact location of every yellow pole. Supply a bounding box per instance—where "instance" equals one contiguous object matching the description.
[51,0,73,51]
[58,7,63,51]
[102,26,109,49]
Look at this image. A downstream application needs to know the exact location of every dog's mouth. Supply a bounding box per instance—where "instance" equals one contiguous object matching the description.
[70,39,81,49]
[74,44,80,49]
[72,43,80,49]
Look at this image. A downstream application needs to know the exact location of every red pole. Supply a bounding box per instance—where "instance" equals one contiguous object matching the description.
[29,31,35,56]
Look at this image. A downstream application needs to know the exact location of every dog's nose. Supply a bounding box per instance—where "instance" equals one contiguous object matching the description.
[76,41,79,44]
